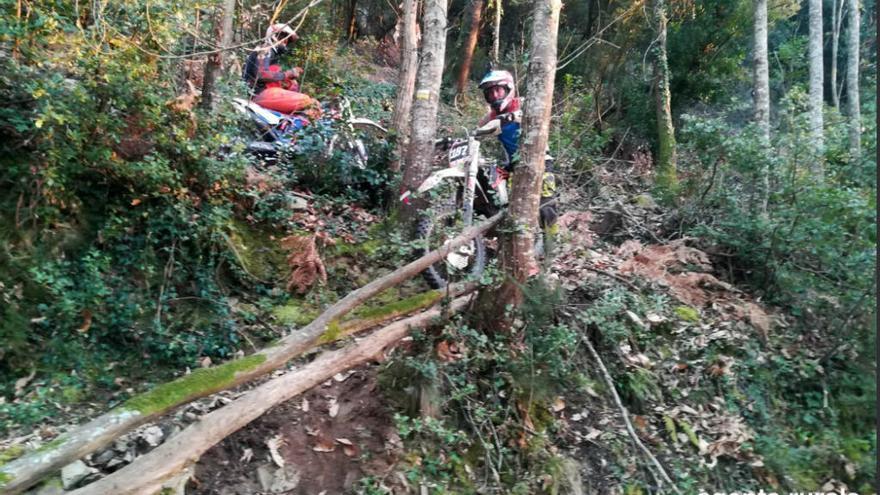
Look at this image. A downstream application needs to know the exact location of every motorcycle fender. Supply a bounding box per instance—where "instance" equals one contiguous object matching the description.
[416,166,467,194]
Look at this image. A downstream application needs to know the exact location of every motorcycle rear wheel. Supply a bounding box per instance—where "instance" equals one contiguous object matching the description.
[416,208,486,289]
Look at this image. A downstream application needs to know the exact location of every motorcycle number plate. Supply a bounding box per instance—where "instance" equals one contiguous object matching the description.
[448,142,469,165]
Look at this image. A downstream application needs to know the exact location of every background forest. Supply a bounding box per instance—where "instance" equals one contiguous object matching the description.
[0,0,875,493]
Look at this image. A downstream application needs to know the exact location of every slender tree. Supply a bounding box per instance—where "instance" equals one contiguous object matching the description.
[754,0,771,214]
[653,0,678,195]
[831,0,846,109]
[200,0,236,111]
[344,0,358,41]
[495,0,562,308]
[754,0,771,142]
[846,0,860,157]
[455,0,484,96]
[491,0,501,64]
[808,0,824,155]
[399,0,448,222]
[389,0,421,173]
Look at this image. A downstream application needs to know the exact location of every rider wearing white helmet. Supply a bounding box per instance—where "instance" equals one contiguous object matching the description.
[478,69,558,239]
[478,70,522,169]
[243,23,320,117]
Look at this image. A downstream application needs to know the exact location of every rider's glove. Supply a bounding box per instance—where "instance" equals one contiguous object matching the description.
[284,67,303,79]
[497,110,522,125]
[283,79,300,92]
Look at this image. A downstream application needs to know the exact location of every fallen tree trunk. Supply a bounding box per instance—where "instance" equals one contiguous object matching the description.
[70,297,471,495]
[336,282,476,338]
[0,212,503,495]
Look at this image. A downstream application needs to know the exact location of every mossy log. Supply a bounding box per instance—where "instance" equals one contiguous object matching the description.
[0,212,503,495]
[333,282,476,340]
[69,297,471,495]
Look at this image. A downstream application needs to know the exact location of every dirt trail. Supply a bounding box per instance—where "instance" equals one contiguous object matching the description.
[192,368,402,494]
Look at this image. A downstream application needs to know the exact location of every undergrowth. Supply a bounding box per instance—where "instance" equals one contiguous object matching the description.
[368,279,583,494]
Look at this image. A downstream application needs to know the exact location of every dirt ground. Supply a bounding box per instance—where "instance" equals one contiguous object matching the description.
[191,366,404,495]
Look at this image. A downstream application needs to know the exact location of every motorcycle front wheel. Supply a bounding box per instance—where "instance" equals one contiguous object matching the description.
[416,208,487,289]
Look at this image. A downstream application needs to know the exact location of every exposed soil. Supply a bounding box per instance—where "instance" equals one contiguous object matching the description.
[191,366,404,495]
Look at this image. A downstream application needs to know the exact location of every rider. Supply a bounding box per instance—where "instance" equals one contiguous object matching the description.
[243,24,320,118]
[477,70,558,247]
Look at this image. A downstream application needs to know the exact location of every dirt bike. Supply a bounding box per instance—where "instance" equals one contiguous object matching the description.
[400,119,511,289]
[231,96,386,167]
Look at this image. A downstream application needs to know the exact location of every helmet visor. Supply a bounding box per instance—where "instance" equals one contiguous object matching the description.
[483,85,509,105]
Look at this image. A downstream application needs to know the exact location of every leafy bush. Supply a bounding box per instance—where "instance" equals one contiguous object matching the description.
[375,279,579,493]
[675,84,876,488]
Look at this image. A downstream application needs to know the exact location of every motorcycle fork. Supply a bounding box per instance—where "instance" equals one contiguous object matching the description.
[462,136,480,228]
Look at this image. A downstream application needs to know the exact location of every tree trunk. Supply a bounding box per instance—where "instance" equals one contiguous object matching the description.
[0,212,502,495]
[495,0,561,308]
[653,0,678,196]
[491,0,501,64]
[456,0,484,95]
[200,0,236,111]
[399,0,448,222]
[754,0,770,214]
[808,0,824,156]
[389,0,421,173]
[69,298,471,495]
[345,0,358,41]
[846,0,860,157]
[831,0,845,110]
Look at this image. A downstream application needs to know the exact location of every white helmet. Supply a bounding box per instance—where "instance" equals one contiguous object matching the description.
[479,70,516,113]
[265,23,297,45]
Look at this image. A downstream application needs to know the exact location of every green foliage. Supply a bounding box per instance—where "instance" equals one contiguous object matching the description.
[673,305,700,322]
[550,74,612,176]
[674,82,876,488]
[272,302,319,327]
[0,0,402,436]
[375,279,578,493]
[666,0,751,104]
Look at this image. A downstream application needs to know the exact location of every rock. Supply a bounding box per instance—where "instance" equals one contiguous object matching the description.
[256,463,301,493]
[289,196,309,211]
[256,464,275,492]
[91,448,115,466]
[270,465,301,492]
[159,465,193,495]
[105,457,126,470]
[61,460,98,490]
[141,425,164,447]
[165,424,183,439]
[113,438,131,452]
[30,477,64,495]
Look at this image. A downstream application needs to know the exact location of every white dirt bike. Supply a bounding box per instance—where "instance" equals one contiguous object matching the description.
[400,119,510,289]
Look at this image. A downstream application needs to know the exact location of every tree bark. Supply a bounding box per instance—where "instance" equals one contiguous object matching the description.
[200,0,236,111]
[653,0,678,196]
[456,0,484,95]
[846,0,860,157]
[831,0,845,110]
[495,0,561,308]
[389,0,421,173]
[0,212,502,495]
[399,0,448,222]
[345,0,358,41]
[69,298,471,495]
[754,0,770,214]
[808,0,824,156]
[491,0,501,64]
